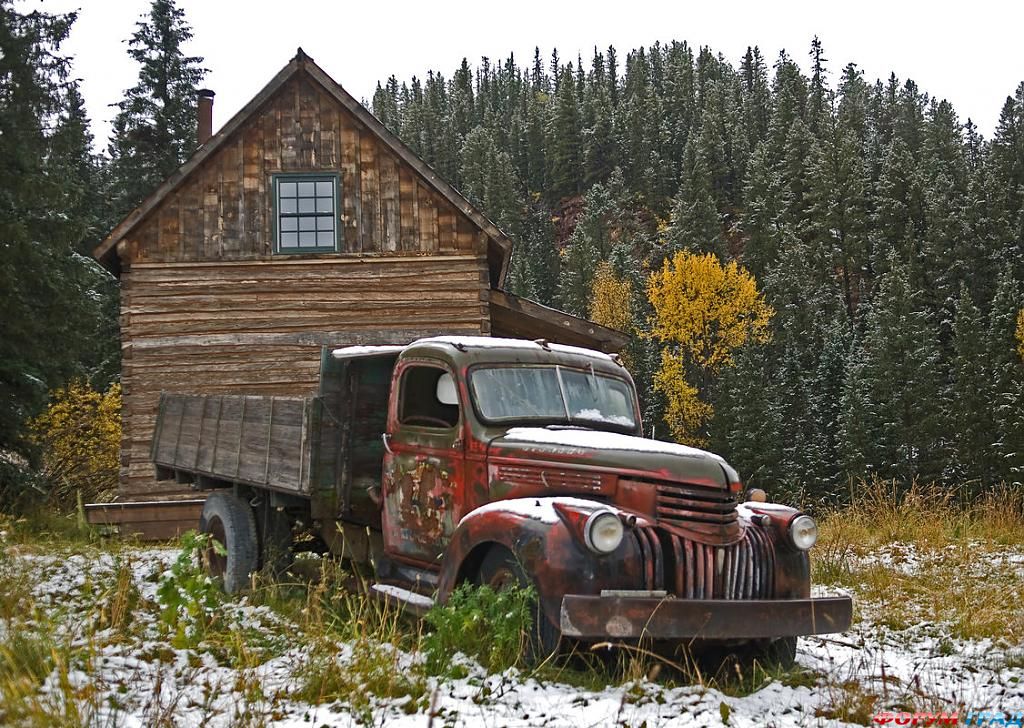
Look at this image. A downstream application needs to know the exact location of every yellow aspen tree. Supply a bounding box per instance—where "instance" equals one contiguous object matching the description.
[590,262,633,333]
[1017,309,1024,361]
[590,262,635,369]
[647,252,773,445]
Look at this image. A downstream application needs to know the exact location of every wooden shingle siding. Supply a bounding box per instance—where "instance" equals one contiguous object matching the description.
[128,77,478,263]
[117,255,489,497]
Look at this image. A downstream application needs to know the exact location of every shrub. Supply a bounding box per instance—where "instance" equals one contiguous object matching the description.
[156,531,226,649]
[27,380,121,505]
[423,582,535,676]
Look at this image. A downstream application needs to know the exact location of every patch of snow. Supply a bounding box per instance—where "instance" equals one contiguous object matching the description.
[503,427,725,462]
[331,345,404,359]
[574,408,635,426]
[459,496,611,526]
[418,335,615,361]
[372,584,435,610]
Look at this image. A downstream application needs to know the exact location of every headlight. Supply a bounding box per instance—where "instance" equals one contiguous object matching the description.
[584,511,624,554]
[789,515,818,550]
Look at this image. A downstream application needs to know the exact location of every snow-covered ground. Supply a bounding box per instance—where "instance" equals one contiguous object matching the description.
[3,543,1022,727]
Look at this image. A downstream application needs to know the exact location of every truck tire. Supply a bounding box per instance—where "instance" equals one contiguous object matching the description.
[477,546,560,665]
[761,636,797,669]
[199,491,258,594]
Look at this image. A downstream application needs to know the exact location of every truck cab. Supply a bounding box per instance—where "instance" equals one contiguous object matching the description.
[153,335,851,662]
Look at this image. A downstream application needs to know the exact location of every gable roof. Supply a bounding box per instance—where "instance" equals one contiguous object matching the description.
[93,49,512,285]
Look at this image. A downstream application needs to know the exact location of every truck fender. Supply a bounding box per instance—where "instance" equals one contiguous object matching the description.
[437,497,650,628]
[737,501,812,598]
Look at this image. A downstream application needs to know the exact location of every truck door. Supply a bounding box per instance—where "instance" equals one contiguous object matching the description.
[381,361,465,565]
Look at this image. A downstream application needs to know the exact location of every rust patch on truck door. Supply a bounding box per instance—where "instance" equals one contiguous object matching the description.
[384,455,460,563]
[381,361,466,566]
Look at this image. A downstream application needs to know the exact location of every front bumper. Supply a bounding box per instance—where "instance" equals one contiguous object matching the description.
[559,594,853,640]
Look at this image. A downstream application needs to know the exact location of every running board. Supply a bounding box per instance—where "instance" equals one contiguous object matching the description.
[370,584,435,617]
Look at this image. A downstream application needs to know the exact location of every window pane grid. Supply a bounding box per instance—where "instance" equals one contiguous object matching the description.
[276,175,337,253]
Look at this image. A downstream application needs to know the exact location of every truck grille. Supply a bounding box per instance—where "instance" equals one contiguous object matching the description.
[654,480,739,528]
[633,526,774,600]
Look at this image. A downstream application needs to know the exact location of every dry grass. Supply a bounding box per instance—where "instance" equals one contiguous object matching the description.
[818,479,1024,549]
[814,480,1024,641]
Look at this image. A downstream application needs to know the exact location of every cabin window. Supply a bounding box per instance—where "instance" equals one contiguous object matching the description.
[273,174,340,253]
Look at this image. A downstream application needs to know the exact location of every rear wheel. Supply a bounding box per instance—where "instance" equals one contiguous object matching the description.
[477,547,560,665]
[199,491,258,594]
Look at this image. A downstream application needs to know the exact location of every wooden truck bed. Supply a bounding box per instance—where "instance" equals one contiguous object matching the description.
[152,393,316,495]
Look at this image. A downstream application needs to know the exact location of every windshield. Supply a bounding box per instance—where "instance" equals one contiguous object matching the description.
[470,365,638,430]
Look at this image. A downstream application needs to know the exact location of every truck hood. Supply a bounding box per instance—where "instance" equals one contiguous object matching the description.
[488,426,736,487]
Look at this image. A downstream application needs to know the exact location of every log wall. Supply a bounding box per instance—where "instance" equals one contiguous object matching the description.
[119,255,490,498]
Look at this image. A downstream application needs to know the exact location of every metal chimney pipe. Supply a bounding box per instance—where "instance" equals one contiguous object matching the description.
[197,89,215,146]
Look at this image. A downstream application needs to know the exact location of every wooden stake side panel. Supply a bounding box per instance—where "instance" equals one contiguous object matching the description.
[154,393,312,494]
[126,76,480,263]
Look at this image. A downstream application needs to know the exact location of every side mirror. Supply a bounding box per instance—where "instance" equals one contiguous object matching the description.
[436,373,458,405]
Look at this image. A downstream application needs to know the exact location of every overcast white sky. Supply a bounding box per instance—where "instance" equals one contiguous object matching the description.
[29,0,1024,149]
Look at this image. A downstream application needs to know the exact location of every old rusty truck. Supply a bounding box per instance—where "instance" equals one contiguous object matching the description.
[152,335,851,662]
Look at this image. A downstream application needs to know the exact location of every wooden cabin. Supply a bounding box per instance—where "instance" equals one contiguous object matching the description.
[91,50,627,538]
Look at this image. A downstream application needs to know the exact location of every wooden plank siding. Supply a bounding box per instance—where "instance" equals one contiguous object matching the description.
[128,76,481,264]
[118,255,489,498]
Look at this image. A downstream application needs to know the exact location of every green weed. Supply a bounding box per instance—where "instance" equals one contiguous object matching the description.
[423,581,535,677]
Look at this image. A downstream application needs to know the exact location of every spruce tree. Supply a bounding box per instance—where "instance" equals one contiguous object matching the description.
[546,65,582,201]
[839,259,948,483]
[107,0,206,217]
[740,142,786,278]
[0,4,109,453]
[987,268,1024,483]
[949,286,997,487]
[666,138,722,257]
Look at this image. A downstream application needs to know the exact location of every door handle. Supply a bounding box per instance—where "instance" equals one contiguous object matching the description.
[382,432,394,455]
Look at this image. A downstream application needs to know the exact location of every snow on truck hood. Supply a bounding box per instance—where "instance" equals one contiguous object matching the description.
[502,427,725,462]
[494,427,740,486]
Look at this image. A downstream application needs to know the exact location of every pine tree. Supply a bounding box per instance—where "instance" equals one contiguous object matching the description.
[107,0,206,217]
[558,181,614,315]
[987,268,1024,482]
[806,125,870,318]
[371,76,401,132]
[949,286,997,487]
[458,126,494,207]
[0,4,110,453]
[807,37,830,136]
[739,142,786,278]
[739,46,771,153]
[666,138,722,257]
[839,259,948,483]
[582,52,617,186]
[546,65,582,201]
[990,83,1024,276]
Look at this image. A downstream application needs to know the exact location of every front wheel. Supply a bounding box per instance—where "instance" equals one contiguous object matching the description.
[759,636,797,669]
[477,547,561,666]
[199,491,258,594]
